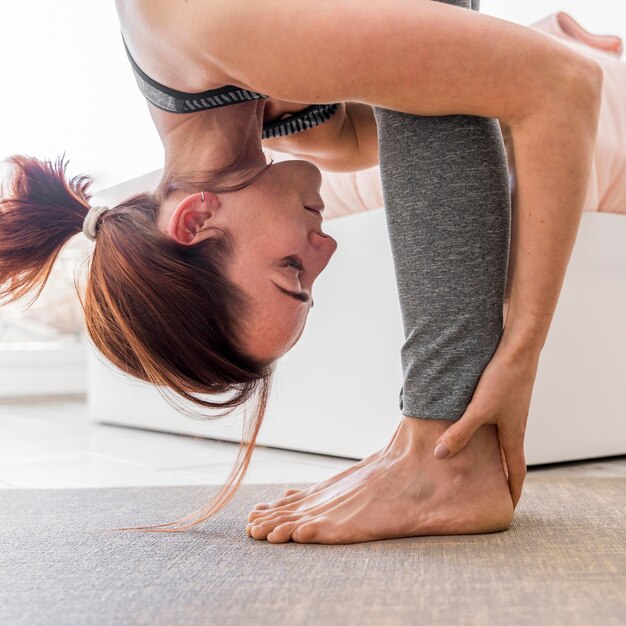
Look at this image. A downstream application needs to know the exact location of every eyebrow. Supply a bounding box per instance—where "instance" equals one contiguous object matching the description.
[271,281,310,303]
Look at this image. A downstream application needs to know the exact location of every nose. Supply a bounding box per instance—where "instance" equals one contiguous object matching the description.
[309,229,338,265]
[309,228,333,246]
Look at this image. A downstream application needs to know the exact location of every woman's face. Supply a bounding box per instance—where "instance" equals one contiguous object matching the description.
[164,159,338,361]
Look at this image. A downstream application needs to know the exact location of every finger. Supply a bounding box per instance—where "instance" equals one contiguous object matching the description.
[433,407,484,460]
[500,439,527,508]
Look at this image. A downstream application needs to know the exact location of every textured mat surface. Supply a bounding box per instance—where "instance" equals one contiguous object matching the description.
[1,476,625,626]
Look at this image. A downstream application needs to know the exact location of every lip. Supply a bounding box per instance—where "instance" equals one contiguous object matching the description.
[305,206,324,215]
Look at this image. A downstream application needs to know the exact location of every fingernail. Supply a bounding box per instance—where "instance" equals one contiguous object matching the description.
[434,443,449,460]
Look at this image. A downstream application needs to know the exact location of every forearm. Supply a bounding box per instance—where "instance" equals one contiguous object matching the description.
[499,65,603,359]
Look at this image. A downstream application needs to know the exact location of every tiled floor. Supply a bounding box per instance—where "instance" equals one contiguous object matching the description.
[0,395,624,489]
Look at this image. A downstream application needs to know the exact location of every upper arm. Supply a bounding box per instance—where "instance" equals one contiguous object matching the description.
[204,0,587,125]
[262,102,379,172]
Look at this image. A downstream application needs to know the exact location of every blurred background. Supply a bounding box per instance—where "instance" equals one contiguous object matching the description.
[0,0,624,393]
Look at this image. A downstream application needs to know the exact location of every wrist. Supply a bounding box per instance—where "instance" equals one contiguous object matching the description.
[501,293,554,355]
[499,320,544,364]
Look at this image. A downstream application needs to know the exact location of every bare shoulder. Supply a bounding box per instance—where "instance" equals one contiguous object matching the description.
[116,0,230,81]
[116,0,198,36]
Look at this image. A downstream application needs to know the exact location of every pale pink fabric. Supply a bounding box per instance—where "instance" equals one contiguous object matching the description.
[265,12,626,219]
[531,13,626,215]
[531,12,623,58]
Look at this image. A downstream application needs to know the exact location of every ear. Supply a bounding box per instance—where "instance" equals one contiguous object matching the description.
[166,191,219,245]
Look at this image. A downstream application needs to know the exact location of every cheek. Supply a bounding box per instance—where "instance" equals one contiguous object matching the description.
[265,207,304,243]
[265,301,306,341]
[251,222,301,260]
[249,304,308,360]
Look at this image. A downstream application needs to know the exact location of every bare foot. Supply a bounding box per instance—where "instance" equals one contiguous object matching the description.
[245,417,514,544]
[250,421,403,510]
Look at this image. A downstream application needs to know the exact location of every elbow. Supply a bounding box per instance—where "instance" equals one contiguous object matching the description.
[506,49,603,132]
[582,57,604,102]
[557,54,603,127]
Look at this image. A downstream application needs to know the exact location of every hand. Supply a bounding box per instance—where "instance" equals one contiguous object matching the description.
[432,339,540,508]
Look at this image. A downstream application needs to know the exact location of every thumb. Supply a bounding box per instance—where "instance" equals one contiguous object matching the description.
[433,409,483,460]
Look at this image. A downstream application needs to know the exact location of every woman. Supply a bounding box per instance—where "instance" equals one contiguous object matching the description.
[0,0,601,543]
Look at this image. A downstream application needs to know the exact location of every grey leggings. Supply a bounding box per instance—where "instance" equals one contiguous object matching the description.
[373,0,511,422]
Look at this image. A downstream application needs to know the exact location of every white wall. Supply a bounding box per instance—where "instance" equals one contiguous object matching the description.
[0,1,163,191]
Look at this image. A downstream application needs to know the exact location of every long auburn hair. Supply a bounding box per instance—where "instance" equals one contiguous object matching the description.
[0,153,278,532]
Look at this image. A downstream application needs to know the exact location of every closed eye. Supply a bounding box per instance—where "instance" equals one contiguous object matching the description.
[272,282,310,303]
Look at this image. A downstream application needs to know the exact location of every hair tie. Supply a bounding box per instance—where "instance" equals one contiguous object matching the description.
[82,205,112,242]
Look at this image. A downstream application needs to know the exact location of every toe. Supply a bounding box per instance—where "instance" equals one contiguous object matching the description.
[248,509,266,523]
[292,519,324,544]
[249,520,270,540]
[248,505,294,523]
[267,487,315,510]
[250,494,295,515]
[291,517,353,544]
[248,492,308,522]
[250,513,300,540]
[252,494,297,511]
[267,521,298,543]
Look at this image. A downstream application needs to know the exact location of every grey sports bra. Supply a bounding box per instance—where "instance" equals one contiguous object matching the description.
[121,33,340,140]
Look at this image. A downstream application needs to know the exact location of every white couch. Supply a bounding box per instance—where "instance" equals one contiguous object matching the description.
[87,159,626,465]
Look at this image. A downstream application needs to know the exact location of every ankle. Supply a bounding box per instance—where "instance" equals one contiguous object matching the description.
[389,417,501,472]
[387,416,469,472]
[389,416,453,456]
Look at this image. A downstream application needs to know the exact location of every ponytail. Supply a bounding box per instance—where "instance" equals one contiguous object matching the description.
[0,154,91,306]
